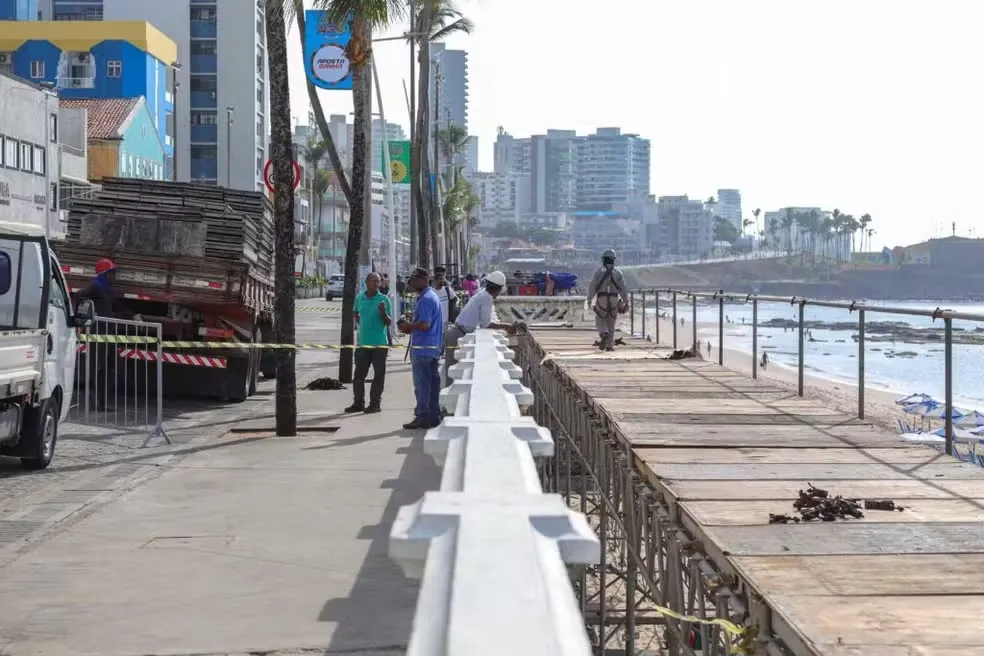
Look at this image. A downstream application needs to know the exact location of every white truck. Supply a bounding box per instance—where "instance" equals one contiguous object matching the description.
[0,221,91,470]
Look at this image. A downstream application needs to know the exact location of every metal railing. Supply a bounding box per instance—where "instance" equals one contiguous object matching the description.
[69,315,169,443]
[389,329,600,655]
[623,288,984,457]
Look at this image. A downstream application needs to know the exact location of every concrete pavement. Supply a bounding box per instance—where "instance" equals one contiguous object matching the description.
[0,301,439,655]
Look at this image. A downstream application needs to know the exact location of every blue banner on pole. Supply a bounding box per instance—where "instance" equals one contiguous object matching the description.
[304,10,353,91]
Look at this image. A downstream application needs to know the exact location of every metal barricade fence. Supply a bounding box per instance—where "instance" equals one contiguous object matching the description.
[69,315,169,443]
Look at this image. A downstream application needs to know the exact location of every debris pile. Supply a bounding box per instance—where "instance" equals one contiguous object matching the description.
[768,483,905,524]
[666,346,699,360]
[305,377,346,391]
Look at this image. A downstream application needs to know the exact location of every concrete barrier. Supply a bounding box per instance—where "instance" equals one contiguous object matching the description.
[494,295,588,326]
[390,329,600,655]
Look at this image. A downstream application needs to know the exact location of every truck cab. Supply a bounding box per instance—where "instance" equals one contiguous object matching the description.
[0,221,90,469]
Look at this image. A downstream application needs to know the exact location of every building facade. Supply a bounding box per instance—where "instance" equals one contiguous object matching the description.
[572,211,641,254]
[36,0,269,191]
[716,188,741,229]
[61,97,164,181]
[0,71,59,235]
[472,171,527,227]
[530,130,578,214]
[575,128,650,211]
[493,127,530,176]
[430,42,467,133]
[655,195,713,258]
[0,0,39,20]
[0,20,176,171]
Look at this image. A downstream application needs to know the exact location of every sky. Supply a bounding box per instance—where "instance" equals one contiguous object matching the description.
[286,0,984,250]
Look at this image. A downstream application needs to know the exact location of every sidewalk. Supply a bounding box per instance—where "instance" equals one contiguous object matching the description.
[0,362,439,656]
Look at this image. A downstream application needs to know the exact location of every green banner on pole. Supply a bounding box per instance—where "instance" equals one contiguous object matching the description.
[385,140,411,185]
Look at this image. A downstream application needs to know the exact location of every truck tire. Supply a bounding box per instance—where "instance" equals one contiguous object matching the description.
[20,397,59,471]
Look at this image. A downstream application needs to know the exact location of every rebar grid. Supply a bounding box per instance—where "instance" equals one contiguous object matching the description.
[519,335,757,656]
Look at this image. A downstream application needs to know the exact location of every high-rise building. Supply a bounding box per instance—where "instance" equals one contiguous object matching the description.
[369,119,406,173]
[472,171,528,227]
[655,195,713,258]
[716,188,741,229]
[493,127,530,176]
[38,0,270,191]
[0,0,39,20]
[463,135,478,174]
[575,128,650,211]
[430,42,467,133]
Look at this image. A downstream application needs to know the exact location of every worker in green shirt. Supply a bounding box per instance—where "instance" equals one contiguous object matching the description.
[346,272,393,414]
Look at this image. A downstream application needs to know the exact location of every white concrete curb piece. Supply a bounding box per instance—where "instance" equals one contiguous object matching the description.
[389,329,599,655]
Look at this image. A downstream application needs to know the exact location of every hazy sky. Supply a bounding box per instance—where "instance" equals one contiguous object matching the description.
[286,1,984,249]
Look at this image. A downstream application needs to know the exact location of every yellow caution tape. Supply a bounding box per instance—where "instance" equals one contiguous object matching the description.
[78,334,436,350]
[643,604,749,653]
[296,306,341,312]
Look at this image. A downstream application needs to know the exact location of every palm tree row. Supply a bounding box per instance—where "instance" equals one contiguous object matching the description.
[767,208,875,262]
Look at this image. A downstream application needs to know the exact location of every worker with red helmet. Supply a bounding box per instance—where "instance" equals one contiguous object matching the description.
[76,258,135,319]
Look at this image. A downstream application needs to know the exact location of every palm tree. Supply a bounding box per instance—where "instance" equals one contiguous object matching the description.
[859,213,872,251]
[295,0,405,383]
[781,209,795,256]
[752,207,761,239]
[409,0,474,268]
[303,139,329,270]
[265,0,298,435]
[438,120,469,265]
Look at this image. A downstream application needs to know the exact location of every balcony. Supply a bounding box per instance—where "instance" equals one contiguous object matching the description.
[190,124,218,143]
[190,54,217,74]
[57,77,95,89]
[190,20,217,38]
[189,90,217,108]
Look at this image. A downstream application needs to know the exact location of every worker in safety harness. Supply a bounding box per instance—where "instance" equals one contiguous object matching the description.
[587,249,629,351]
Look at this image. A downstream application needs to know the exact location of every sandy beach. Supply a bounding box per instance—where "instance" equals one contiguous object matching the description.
[636,313,904,433]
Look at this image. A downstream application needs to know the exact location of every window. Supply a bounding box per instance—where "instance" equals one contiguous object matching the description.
[191,145,217,159]
[0,250,9,295]
[49,182,56,210]
[33,146,45,175]
[191,111,217,125]
[107,60,121,77]
[49,270,67,311]
[49,114,57,142]
[29,60,44,78]
[191,41,217,55]
[3,137,14,169]
[191,7,216,21]
[19,143,32,172]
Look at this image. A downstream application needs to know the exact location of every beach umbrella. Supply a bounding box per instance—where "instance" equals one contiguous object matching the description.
[896,393,935,406]
[922,406,966,421]
[956,410,984,427]
[932,426,979,439]
[903,400,940,415]
[972,425,984,436]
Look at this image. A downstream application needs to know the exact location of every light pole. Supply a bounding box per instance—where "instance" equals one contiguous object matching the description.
[225,105,235,188]
[170,60,182,181]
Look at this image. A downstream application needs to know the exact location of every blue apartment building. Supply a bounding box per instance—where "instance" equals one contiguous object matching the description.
[0,20,177,175]
[0,0,39,20]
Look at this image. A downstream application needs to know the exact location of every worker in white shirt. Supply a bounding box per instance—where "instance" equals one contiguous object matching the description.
[442,270,518,383]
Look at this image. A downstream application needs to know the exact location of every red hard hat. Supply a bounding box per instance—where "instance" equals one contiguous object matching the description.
[95,258,116,275]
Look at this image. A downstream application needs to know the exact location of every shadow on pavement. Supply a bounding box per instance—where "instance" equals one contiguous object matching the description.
[318,430,440,653]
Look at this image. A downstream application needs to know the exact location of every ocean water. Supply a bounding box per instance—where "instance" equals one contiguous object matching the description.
[649,300,984,410]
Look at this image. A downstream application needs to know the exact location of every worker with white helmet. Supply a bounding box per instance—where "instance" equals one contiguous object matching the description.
[442,270,518,384]
[587,249,629,351]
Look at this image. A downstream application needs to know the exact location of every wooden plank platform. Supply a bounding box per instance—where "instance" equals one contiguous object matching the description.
[531,328,984,655]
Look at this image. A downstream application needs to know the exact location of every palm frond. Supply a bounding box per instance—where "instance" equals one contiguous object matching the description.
[311,0,406,29]
[430,16,473,40]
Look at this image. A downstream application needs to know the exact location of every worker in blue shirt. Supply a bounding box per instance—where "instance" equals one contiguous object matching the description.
[397,268,444,429]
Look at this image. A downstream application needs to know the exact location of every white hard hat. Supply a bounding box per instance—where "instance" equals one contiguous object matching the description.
[485,271,507,287]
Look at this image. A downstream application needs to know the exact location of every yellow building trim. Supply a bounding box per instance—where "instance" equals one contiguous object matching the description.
[0,21,177,65]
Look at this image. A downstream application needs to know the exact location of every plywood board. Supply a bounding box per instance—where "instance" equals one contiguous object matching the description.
[638,447,943,465]
[665,478,984,501]
[648,462,984,481]
[732,554,984,595]
[768,595,984,651]
[703,522,984,556]
[616,413,856,425]
[680,499,984,526]
[624,428,897,448]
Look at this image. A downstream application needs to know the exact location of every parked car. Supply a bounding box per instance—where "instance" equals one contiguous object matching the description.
[325,274,345,301]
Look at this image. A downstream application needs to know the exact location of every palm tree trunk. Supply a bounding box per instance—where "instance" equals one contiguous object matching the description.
[266,0,296,436]
[414,3,432,268]
[338,18,373,383]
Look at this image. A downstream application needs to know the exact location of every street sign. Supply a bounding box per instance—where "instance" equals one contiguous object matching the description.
[264,159,302,195]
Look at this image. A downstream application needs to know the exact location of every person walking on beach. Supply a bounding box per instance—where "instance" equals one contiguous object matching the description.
[345,272,392,414]
[587,249,629,351]
[398,268,444,430]
[761,352,769,369]
[707,340,712,357]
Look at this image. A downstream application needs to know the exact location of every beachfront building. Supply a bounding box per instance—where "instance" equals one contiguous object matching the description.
[654,195,714,259]
[0,20,177,177]
[61,97,166,181]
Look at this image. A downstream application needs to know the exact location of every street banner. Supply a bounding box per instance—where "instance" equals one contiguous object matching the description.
[304,10,352,91]
[384,140,411,185]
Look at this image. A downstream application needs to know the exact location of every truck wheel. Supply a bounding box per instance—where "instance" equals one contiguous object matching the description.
[21,397,59,471]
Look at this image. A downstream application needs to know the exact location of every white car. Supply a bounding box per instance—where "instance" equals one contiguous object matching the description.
[0,221,91,470]
[325,274,345,301]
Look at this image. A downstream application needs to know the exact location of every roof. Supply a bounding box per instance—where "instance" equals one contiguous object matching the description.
[0,221,45,238]
[0,21,178,65]
[59,98,141,140]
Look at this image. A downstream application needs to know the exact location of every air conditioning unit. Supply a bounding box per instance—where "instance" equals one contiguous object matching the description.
[76,53,89,63]
[209,91,216,99]
[0,54,9,64]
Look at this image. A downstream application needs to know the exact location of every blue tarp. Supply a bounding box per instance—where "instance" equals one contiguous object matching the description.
[532,272,577,292]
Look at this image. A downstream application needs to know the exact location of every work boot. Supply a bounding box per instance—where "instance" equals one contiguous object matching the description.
[402,417,430,430]
[364,403,381,414]
[344,402,365,413]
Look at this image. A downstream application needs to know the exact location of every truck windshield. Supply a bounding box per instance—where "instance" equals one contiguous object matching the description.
[0,238,44,330]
